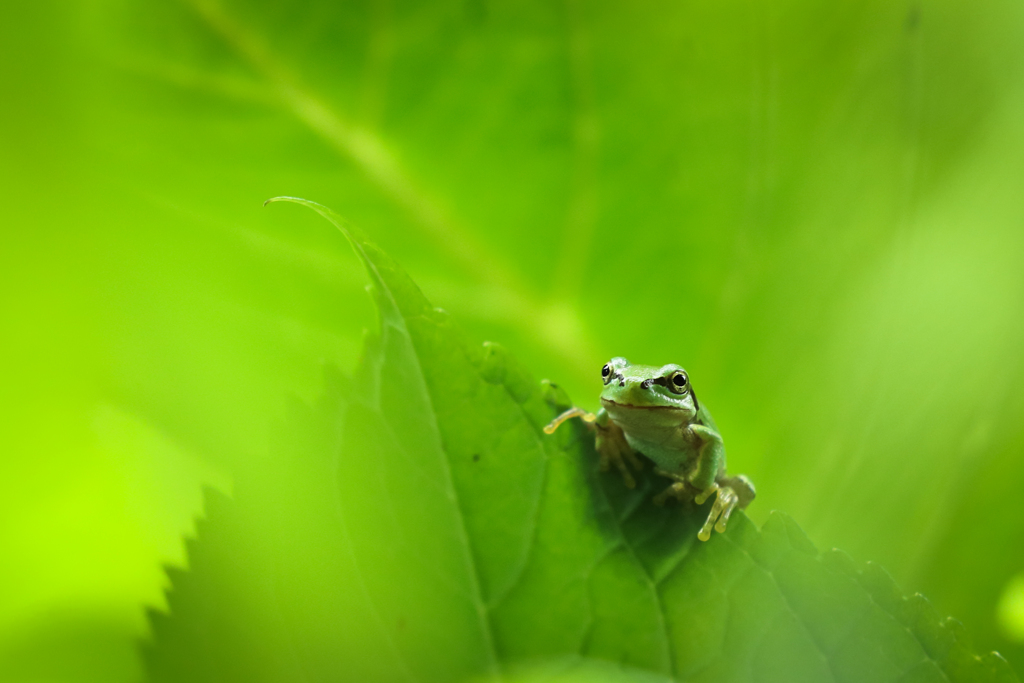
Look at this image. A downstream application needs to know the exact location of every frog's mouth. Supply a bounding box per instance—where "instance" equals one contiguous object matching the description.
[601,398,686,411]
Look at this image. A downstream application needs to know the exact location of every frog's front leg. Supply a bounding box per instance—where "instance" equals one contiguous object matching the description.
[595,416,644,488]
[543,406,597,432]
[686,424,724,491]
[544,407,643,488]
[686,423,737,541]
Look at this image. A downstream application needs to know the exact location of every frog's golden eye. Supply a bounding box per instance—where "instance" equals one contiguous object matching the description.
[668,371,688,394]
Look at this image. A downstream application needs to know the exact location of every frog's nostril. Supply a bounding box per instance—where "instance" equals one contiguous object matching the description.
[641,379,652,389]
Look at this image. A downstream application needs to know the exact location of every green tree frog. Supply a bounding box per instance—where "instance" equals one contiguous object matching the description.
[545,357,755,541]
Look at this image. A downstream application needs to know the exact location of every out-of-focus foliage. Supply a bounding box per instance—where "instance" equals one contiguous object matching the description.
[2,0,1024,680]
[144,206,1017,682]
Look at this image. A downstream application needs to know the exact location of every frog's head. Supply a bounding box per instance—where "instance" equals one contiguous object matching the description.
[599,357,699,417]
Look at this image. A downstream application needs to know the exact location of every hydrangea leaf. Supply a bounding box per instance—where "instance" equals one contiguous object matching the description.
[144,202,1016,683]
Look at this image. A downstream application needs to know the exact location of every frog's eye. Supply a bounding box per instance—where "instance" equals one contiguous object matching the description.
[668,371,688,394]
[601,364,612,383]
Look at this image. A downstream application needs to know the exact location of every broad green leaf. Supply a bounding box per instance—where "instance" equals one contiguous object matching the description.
[145,205,1017,683]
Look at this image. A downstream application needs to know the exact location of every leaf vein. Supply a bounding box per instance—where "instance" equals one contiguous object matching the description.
[721,534,840,683]
[591,480,676,677]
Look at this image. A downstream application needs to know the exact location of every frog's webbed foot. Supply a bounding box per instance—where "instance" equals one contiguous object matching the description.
[595,421,642,488]
[694,484,740,542]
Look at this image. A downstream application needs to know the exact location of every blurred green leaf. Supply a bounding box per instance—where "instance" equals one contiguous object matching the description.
[145,208,1016,683]
[5,0,1024,680]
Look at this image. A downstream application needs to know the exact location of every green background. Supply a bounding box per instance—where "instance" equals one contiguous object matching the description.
[2,0,1024,680]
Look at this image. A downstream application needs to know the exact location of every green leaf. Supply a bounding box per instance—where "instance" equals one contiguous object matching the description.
[145,208,1016,683]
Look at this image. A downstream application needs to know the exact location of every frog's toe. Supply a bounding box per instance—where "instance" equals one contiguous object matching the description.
[697,486,739,541]
[595,423,637,488]
[714,487,739,533]
[543,406,595,435]
[694,483,719,506]
[611,453,637,488]
[653,482,686,506]
[624,449,644,472]
[596,443,635,487]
